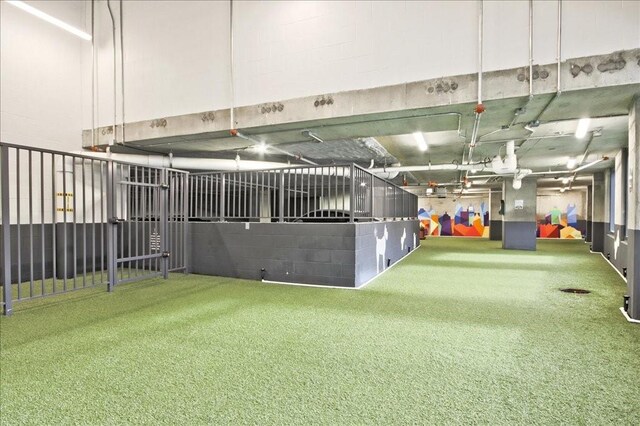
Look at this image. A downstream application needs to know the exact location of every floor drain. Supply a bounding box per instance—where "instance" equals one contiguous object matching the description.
[560,288,591,294]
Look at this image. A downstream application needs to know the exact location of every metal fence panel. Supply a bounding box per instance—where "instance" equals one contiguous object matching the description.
[188,164,417,223]
[0,143,190,315]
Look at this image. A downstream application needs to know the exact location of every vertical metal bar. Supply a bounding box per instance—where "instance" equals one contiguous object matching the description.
[127,166,132,278]
[133,166,138,275]
[220,173,226,222]
[293,169,297,218]
[106,161,116,291]
[91,159,96,285]
[28,151,34,296]
[279,170,285,222]
[183,173,189,271]
[40,152,45,294]
[62,155,67,291]
[51,154,57,293]
[16,149,22,299]
[160,169,168,279]
[82,158,87,287]
[120,165,125,279]
[1,145,13,315]
[100,161,105,284]
[349,164,355,222]
[72,155,78,289]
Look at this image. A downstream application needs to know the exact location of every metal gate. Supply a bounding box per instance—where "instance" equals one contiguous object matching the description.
[107,163,188,289]
[0,143,189,315]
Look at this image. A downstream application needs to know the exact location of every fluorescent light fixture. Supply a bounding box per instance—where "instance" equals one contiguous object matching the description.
[560,187,566,193]
[470,169,477,174]
[566,158,577,170]
[413,132,428,152]
[575,118,591,139]
[426,187,434,195]
[254,142,268,154]
[465,181,472,188]
[7,0,92,41]
[561,177,570,184]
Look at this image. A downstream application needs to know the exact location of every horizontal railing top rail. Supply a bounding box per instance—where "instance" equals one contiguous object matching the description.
[0,142,185,172]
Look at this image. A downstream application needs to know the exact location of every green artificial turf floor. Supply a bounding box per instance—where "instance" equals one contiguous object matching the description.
[1,238,638,424]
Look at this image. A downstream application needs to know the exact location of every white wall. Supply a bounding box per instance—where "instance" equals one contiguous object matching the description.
[0,1,87,150]
[2,1,639,141]
[84,0,230,128]
[89,0,640,124]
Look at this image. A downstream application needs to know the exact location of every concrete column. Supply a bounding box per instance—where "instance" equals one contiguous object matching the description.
[502,177,537,251]
[586,184,593,242]
[489,188,502,241]
[626,96,640,320]
[591,172,606,253]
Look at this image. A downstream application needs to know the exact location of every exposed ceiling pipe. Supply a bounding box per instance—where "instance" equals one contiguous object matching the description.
[465,0,485,185]
[106,0,117,145]
[229,0,235,130]
[75,150,290,171]
[302,130,324,143]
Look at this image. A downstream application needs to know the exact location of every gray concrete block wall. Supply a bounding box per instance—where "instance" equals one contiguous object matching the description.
[189,220,420,288]
[189,222,358,287]
[354,221,420,286]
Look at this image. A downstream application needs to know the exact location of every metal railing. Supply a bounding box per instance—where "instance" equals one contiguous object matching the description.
[188,164,417,223]
[0,143,188,316]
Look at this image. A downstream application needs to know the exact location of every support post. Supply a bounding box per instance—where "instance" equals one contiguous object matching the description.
[502,177,537,250]
[489,188,502,241]
[626,96,640,320]
[1,145,13,315]
[591,172,606,253]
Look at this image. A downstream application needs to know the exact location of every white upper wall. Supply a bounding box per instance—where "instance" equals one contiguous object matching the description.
[2,1,639,145]
[0,0,86,150]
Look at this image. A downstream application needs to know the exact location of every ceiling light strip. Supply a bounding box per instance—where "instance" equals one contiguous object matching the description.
[7,0,92,41]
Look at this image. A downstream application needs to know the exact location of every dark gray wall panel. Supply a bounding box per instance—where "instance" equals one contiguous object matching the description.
[592,221,605,253]
[627,229,640,319]
[489,220,502,241]
[190,222,357,287]
[502,222,536,251]
[0,223,108,283]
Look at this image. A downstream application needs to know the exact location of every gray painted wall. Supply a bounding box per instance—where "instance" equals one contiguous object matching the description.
[502,177,537,250]
[189,221,419,288]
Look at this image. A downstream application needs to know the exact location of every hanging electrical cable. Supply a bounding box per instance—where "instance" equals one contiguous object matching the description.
[91,0,96,148]
[229,0,235,131]
[120,0,125,145]
[106,0,117,146]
